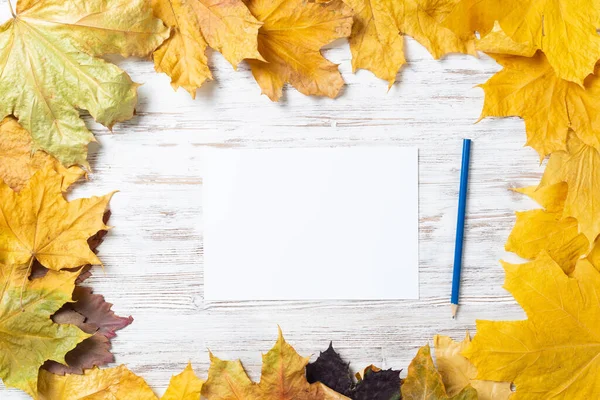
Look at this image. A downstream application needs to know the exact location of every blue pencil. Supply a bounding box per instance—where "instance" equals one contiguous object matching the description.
[451,139,471,318]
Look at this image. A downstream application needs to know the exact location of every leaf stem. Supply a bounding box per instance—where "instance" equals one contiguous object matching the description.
[8,0,15,17]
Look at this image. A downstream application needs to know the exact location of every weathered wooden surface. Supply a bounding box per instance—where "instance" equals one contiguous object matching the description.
[1,13,544,397]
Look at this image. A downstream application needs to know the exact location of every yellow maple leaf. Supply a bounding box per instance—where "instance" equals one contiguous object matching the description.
[506,183,589,274]
[0,0,168,167]
[464,253,600,399]
[441,0,509,39]
[342,0,405,86]
[512,183,567,214]
[162,362,204,400]
[0,264,90,396]
[0,117,85,192]
[434,333,512,400]
[540,133,600,243]
[202,328,350,399]
[38,363,204,399]
[38,365,157,400]
[151,0,263,97]
[243,0,353,101]
[402,344,478,400]
[342,0,476,86]
[476,22,536,57]
[0,167,114,270]
[443,0,600,84]
[478,52,600,158]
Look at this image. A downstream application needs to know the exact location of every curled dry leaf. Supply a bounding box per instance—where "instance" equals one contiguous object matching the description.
[0,264,89,397]
[540,133,600,243]
[0,0,169,167]
[0,167,114,270]
[343,0,476,86]
[68,285,134,340]
[43,330,114,376]
[442,0,600,84]
[306,343,402,400]
[0,117,85,192]
[434,333,512,400]
[464,253,600,399]
[151,0,263,97]
[402,344,477,400]
[43,284,134,375]
[506,182,589,274]
[243,0,353,101]
[478,52,600,158]
[203,328,350,399]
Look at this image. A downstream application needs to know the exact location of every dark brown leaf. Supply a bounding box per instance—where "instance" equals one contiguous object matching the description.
[307,343,402,400]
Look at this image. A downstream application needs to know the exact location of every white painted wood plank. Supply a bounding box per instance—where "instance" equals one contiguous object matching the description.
[0,8,542,396]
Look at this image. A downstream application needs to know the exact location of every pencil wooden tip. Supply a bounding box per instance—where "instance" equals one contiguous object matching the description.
[451,304,458,319]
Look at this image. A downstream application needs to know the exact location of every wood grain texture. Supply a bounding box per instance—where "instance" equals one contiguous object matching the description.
[0,4,542,396]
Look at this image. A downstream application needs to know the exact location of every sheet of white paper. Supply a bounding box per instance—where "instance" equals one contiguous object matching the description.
[203,147,419,300]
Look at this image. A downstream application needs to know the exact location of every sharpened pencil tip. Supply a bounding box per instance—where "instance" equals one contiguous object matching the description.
[451,304,458,319]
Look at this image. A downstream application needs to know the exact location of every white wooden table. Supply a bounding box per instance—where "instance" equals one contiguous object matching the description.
[1,32,543,398]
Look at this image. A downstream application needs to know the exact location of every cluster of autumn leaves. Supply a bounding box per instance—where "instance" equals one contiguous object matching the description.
[0,148,493,400]
[2,0,600,398]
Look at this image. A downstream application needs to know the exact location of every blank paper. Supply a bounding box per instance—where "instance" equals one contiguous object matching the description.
[202,147,419,300]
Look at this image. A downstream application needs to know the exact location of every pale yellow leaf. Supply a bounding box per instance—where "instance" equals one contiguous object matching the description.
[434,333,512,400]
[402,344,478,400]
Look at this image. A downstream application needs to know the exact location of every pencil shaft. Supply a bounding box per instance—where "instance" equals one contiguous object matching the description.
[451,139,471,306]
